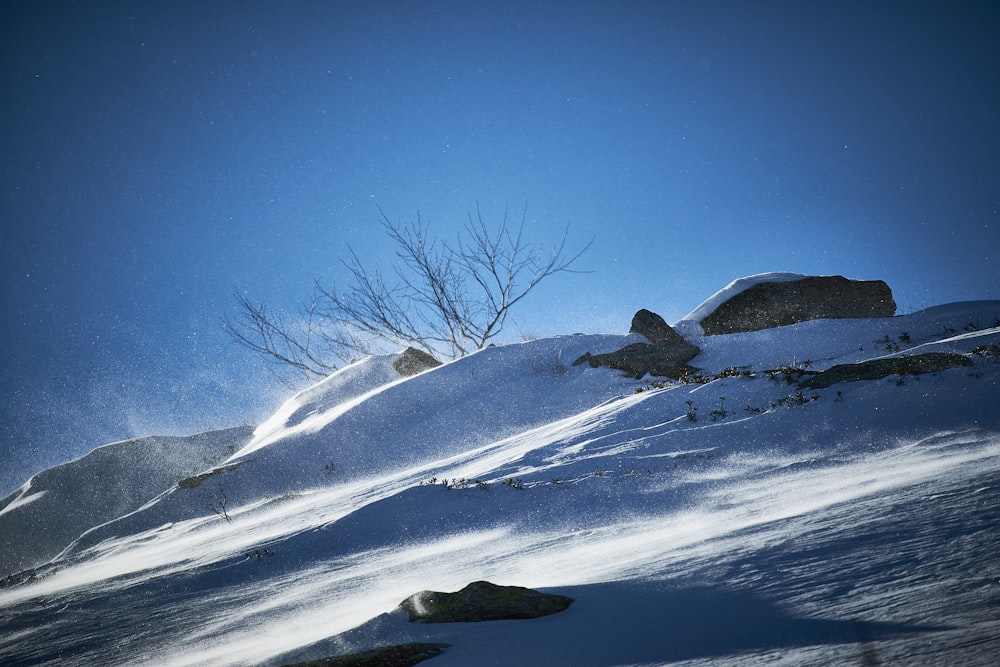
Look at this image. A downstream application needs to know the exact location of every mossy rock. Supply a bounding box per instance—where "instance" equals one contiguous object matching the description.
[400,580,573,623]
[280,642,447,667]
[799,352,972,389]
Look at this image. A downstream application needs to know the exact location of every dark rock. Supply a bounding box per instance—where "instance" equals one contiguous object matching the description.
[279,642,448,667]
[393,347,442,377]
[570,307,701,379]
[177,461,247,489]
[400,580,573,623]
[700,275,896,335]
[630,309,690,346]
[574,341,700,379]
[799,352,972,389]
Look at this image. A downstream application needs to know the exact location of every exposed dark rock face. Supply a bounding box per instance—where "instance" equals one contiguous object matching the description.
[630,308,690,346]
[400,580,573,623]
[700,276,896,335]
[393,347,442,376]
[573,342,699,379]
[798,352,972,389]
[280,643,448,667]
[573,309,700,379]
[177,461,247,489]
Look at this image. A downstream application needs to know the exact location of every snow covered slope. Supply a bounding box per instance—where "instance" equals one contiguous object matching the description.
[0,427,252,575]
[1,297,999,667]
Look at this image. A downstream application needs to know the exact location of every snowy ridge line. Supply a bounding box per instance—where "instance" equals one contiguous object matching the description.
[0,487,46,519]
[231,373,415,460]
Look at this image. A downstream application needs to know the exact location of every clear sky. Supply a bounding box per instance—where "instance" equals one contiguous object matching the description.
[2,0,998,495]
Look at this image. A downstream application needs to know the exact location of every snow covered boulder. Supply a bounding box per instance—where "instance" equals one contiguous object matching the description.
[699,275,895,335]
[400,581,573,623]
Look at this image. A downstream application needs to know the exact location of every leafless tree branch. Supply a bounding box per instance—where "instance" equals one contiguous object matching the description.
[225,204,591,383]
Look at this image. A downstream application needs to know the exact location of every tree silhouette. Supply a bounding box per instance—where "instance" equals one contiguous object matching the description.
[225,204,590,382]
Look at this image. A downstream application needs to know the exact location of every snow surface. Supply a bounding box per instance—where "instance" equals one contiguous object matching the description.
[2,295,1000,666]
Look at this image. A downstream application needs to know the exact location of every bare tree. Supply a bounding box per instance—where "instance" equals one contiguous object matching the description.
[225,204,591,382]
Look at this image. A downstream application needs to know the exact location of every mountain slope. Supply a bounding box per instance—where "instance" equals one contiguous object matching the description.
[0,427,252,575]
[1,298,999,666]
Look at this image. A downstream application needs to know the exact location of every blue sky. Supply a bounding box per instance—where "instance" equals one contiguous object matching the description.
[2,0,998,495]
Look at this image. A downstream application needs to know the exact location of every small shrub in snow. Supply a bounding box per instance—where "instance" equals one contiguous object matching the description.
[206,487,232,524]
[422,477,488,490]
[875,335,901,352]
[745,390,820,414]
[245,548,273,562]
[765,366,815,384]
[972,344,1000,360]
[676,368,711,385]
[709,396,728,421]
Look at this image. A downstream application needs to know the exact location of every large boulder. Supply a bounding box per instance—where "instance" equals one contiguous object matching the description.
[400,581,573,623]
[574,309,700,379]
[699,275,896,335]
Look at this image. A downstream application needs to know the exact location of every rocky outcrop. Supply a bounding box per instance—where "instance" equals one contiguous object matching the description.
[798,352,972,389]
[630,308,689,346]
[177,461,247,489]
[280,643,447,667]
[574,309,700,379]
[573,342,699,379]
[700,275,896,335]
[400,580,573,623]
[393,347,442,376]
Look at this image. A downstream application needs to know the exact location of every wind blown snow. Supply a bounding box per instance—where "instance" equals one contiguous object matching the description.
[2,296,999,667]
